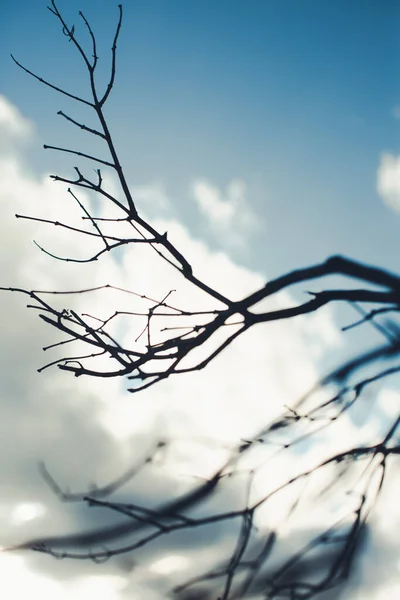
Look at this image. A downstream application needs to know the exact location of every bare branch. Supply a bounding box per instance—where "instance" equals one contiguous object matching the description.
[100,4,123,106]
[3,4,400,599]
[57,110,105,138]
[10,54,93,106]
[43,144,115,167]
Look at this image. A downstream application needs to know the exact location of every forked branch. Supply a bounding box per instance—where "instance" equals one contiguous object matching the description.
[3,3,400,599]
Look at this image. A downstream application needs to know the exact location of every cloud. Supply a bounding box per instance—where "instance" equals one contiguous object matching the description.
[191,178,260,248]
[0,95,34,155]
[0,95,393,600]
[130,182,171,215]
[377,152,400,212]
[0,554,126,600]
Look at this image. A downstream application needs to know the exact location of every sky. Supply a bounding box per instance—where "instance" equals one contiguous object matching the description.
[0,0,400,598]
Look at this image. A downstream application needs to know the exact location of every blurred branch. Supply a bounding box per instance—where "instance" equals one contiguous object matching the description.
[2,2,400,599]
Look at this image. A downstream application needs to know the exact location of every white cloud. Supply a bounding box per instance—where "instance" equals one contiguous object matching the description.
[0,95,34,155]
[0,96,393,600]
[10,503,46,526]
[0,554,126,600]
[130,182,171,214]
[192,178,260,248]
[0,95,33,138]
[377,152,400,212]
[150,555,189,575]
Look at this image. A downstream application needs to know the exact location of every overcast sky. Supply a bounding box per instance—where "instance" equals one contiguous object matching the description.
[1,1,400,598]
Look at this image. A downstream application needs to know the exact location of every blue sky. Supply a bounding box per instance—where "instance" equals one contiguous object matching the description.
[2,0,400,276]
[1,1,400,599]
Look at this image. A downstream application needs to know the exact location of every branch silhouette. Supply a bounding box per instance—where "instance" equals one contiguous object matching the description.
[2,2,399,599]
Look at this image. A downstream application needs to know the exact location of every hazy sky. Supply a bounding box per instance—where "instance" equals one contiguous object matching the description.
[1,1,400,599]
